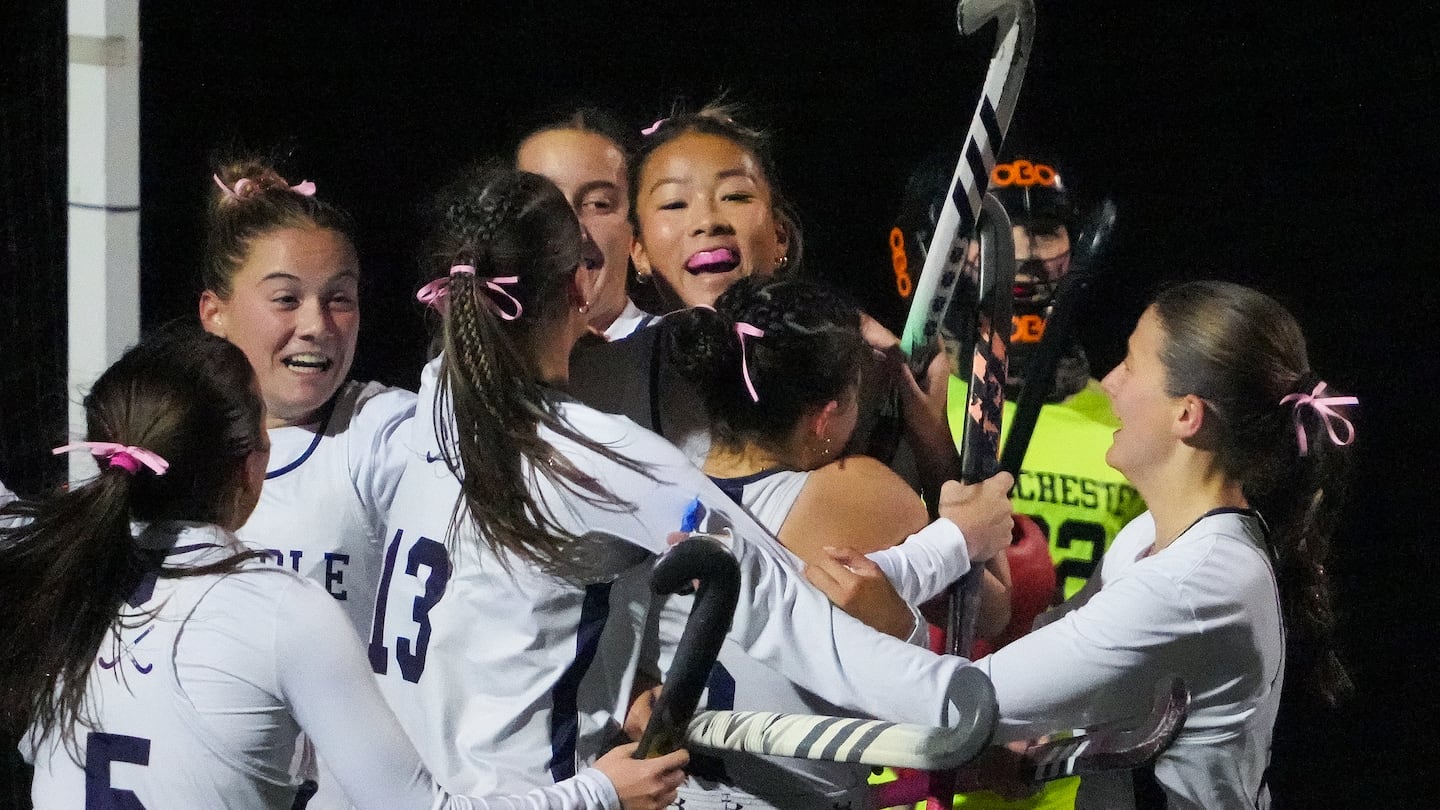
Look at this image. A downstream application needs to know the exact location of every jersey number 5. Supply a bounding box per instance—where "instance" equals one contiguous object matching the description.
[369,529,452,682]
[86,732,150,810]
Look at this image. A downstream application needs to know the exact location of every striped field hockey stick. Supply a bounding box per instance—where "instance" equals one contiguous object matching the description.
[871,677,1191,807]
[684,665,998,771]
[898,0,1034,362]
[680,679,1188,804]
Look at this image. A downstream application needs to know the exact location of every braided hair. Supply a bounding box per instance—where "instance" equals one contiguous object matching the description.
[426,163,650,578]
[1153,280,1354,704]
[666,276,870,455]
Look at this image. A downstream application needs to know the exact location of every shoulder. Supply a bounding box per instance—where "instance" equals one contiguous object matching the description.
[336,380,417,430]
[1166,512,1275,587]
[787,455,928,555]
[807,454,923,503]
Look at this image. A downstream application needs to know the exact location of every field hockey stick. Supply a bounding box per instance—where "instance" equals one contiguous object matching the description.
[921,192,1017,806]
[1020,676,1189,780]
[998,199,1118,477]
[633,533,741,759]
[683,676,1187,785]
[871,677,1190,807]
[683,665,998,771]
[898,0,1034,366]
[944,193,1016,652]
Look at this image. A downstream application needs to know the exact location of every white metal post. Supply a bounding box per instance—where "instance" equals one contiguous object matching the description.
[66,0,140,481]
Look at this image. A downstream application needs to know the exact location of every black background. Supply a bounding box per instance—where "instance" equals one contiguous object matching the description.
[10,0,1440,805]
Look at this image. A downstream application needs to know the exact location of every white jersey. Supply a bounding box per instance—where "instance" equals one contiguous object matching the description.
[236,380,414,810]
[239,379,415,635]
[977,510,1284,810]
[601,299,656,342]
[679,468,877,810]
[23,522,620,810]
[373,355,991,799]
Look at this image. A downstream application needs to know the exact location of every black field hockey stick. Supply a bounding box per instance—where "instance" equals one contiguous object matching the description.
[944,194,1017,657]
[925,192,1017,807]
[899,0,1034,362]
[998,199,1118,477]
[633,534,742,759]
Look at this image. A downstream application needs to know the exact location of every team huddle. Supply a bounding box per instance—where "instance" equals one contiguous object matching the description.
[0,102,1358,810]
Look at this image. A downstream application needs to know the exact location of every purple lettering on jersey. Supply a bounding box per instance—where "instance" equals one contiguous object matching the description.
[397,537,451,683]
[263,549,285,566]
[324,552,350,600]
[85,732,150,810]
[368,530,405,675]
[288,549,304,571]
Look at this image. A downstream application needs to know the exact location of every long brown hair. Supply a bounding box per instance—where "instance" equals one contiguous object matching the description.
[0,326,267,748]
[1153,280,1354,704]
[427,163,649,578]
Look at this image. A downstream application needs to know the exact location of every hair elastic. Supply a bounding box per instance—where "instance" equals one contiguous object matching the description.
[212,173,317,200]
[640,118,668,136]
[416,265,524,321]
[52,442,169,476]
[734,322,765,402]
[1280,381,1358,456]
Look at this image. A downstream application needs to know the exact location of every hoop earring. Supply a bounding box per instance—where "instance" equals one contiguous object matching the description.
[578,301,591,315]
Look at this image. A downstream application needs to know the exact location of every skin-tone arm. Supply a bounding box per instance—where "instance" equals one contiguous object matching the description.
[784,455,931,639]
[799,469,1016,645]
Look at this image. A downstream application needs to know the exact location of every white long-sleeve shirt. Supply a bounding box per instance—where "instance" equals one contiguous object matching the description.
[23,522,619,810]
[976,510,1284,810]
[371,356,992,798]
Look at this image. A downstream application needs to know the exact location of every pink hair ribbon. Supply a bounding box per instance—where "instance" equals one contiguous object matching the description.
[735,322,765,402]
[1280,381,1358,456]
[52,442,169,476]
[416,265,523,321]
[212,173,317,200]
[641,118,667,136]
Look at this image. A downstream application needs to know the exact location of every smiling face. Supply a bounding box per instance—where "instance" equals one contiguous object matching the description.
[1100,306,1186,480]
[631,131,789,309]
[517,128,633,330]
[199,226,360,428]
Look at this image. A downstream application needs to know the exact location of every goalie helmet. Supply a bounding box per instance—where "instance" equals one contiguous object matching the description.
[891,151,1089,401]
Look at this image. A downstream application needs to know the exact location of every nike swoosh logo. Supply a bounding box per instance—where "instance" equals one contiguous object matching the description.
[426,451,441,464]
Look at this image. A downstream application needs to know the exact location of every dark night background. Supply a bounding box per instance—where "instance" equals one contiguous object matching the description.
[4,1,1438,806]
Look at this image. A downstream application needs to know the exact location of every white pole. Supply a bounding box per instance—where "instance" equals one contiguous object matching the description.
[66,0,140,482]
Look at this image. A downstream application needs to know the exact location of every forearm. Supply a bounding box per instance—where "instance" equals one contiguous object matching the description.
[865,518,973,605]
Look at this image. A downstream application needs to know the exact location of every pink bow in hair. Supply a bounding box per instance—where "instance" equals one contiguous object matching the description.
[53,442,170,476]
[1279,381,1358,456]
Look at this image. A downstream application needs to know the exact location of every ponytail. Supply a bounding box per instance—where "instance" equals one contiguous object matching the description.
[426,164,650,578]
[1153,281,1355,704]
[0,326,267,748]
